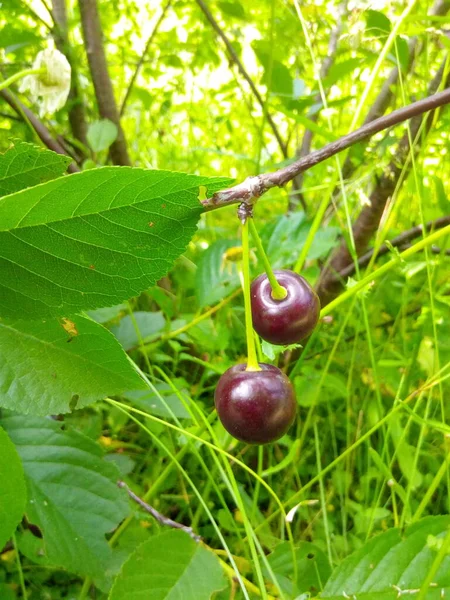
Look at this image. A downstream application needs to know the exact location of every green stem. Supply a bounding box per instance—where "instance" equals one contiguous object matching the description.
[0,68,46,92]
[12,534,27,600]
[242,219,261,371]
[249,218,287,300]
[320,223,450,318]
[78,577,91,600]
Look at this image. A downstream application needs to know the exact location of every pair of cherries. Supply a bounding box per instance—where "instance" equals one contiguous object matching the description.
[215,270,320,444]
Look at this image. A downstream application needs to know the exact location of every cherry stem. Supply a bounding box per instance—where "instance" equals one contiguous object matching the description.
[242,218,261,372]
[248,218,287,300]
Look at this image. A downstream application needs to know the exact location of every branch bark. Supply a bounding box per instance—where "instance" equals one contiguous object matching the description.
[316,60,450,305]
[117,481,201,542]
[52,0,89,148]
[202,84,450,210]
[119,1,172,117]
[0,88,80,173]
[78,0,131,165]
[289,2,347,212]
[195,0,287,157]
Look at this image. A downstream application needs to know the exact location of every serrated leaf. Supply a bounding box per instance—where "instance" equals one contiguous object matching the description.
[0,314,145,415]
[0,142,71,198]
[0,167,231,319]
[0,426,26,549]
[109,529,226,600]
[195,239,241,307]
[1,414,129,579]
[87,119,119,152]
[321,516,450,599]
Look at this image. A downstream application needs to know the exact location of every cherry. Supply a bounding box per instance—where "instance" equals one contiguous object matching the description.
[215,363,296,444]
[250,270,320,345]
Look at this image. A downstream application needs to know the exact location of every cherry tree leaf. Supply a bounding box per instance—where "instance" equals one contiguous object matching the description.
[0,167,232,319]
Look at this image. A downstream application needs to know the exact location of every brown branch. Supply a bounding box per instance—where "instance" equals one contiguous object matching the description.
[336,215,450,281]
[316,60,450,305]
[117,481,201,542]
[78,0,131,165]
[289,2,347,212]
[119,1,172,117]
[52,0,89,149]
[0,88,80,173]
[328,0,450,209]
[195,0,287,157]
[202,85,450,211]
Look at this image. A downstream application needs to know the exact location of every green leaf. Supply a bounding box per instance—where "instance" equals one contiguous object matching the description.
[0,426,26,549]
[266,541,331,597]
[0,167,231,319]
[218,0,245,19]
[432,175,450,213]
[253,41,293,96]
[195,239,241,308]
[110,311,165,350]
[0,142,71,198]
[366,10,391,35]
[1,414,129,579]
[124,381,191,419]
[87,119,119,152]
[109,529,226,600]
[321,516,450,599]
[0,314,145,415]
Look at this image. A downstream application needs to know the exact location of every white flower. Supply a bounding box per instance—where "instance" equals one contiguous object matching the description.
[19,45,71,117]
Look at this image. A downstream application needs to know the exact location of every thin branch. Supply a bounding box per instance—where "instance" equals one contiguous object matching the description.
[202,85,450,210]
[0,89,80,173]
[290,2,347,212]
[316,59,450,304]
[117,481,201,542]
[120,1,172,117]
[336,215,450,281]
[78,0,131,165]
[327,0,450,211]
[195,0,287,157]
[52,0,89,148]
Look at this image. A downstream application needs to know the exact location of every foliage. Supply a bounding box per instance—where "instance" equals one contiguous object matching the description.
[0,0,449,599]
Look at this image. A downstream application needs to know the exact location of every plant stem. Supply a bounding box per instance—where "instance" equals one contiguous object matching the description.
[242,219,260,371]
[0,68,45,92]
[320,223,450,317]
[12,534,27,600]
[78,577,91,600]
[249,219,287,300]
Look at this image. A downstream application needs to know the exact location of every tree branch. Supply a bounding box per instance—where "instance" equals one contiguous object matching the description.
[0,88,80,173]
[327,0,450,211]
[289,2,347,212]
[119,1,172,117]
[117,481,201,542]
[195,0,287,157]
[202,85,450,211]
[52,0,89,148]
[316,59,450,304]
[78,0,131,165]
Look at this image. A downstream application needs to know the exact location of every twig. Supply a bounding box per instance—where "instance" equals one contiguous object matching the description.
[202,86,450,210]
[316,59,450,304]
[290,2,347,212]
[0,88,80,173]
[327,0,450,214]
[78,0,131,165]
[120,1,172,116]
[117,480,201,542]
[195,0,287,157]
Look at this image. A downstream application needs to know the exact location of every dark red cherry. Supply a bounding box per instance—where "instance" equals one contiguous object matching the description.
[251,270,320,345]
[214,363,296,444]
